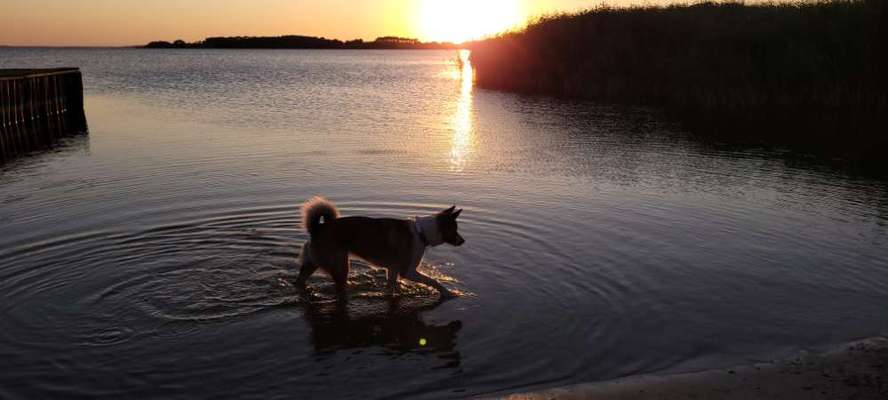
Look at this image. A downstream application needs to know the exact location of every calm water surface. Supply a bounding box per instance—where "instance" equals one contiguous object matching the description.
[2,49,888,399]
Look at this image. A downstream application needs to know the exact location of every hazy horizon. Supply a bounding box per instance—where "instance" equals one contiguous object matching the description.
[4,0,678,47]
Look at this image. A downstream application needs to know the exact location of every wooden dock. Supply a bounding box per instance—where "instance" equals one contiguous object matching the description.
[0,68,88,162]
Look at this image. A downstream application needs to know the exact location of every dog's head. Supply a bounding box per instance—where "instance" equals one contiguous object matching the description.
[436,206,465,247]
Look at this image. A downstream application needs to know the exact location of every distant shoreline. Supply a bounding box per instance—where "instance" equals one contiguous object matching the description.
[1,46,457,50]
[0,34,463,50]
[144,35,461,50]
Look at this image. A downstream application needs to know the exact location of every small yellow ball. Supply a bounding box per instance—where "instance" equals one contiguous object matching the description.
[419,338,428,346]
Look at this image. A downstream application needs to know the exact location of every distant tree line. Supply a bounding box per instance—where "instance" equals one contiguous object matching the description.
[146,35,456,50]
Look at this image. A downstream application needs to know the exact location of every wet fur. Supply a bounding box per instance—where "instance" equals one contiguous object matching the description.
[295,196,464,298]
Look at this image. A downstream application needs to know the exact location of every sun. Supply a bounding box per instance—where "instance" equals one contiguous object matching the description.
[418,0,525,43]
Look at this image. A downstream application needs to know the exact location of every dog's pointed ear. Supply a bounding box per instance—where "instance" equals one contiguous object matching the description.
[444,205,456,214]
[452,208,462,219]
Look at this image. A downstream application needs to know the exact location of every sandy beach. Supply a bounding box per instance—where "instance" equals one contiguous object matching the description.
[499,337,888,400]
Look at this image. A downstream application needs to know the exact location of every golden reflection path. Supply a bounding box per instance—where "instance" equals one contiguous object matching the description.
[449,49,474,172]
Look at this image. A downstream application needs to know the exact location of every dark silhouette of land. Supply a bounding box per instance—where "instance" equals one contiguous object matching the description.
[146,35,458,50]
[468,0,887,166]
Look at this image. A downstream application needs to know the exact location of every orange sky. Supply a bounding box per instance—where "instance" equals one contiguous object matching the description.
[1,0,629,46]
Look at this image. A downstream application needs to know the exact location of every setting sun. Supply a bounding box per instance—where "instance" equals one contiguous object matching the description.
[418,0,526,43]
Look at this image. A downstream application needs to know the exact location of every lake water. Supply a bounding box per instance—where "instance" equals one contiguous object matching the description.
[2,48,888,399]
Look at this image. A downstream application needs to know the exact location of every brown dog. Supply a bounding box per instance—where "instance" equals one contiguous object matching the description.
[294,196,464,298]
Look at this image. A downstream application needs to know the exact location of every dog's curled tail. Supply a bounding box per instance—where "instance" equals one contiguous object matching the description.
[301,196,339,236]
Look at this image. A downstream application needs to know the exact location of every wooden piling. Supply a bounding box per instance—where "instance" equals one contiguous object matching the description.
[0,68,88,162]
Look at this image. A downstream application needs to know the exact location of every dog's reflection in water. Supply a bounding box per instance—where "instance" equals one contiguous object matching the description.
[299,295,462,366]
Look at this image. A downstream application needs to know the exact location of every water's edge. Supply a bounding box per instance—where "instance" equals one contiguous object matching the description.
[494,337,888,400]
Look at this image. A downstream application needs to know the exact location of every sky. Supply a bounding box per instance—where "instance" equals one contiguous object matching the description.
[2,0,636,47]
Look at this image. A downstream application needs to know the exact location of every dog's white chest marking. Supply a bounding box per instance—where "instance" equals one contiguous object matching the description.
[407,216,442,274]
[414,215,444,247]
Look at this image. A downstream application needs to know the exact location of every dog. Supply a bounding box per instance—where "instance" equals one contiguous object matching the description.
[294,196,464,299]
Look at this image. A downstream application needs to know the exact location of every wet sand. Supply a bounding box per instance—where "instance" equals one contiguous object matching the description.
[499,337,888,400]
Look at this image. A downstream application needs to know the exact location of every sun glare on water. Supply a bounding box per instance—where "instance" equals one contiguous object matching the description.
[449,49,474,171]
[418,0,525,43]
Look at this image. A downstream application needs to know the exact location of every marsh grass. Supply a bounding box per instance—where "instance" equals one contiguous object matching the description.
[468,1,887,161]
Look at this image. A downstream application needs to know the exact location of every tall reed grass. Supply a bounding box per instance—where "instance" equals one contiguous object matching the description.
[468,1,887,159]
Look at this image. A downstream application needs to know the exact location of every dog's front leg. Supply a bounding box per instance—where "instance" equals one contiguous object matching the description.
[404,270,455,299]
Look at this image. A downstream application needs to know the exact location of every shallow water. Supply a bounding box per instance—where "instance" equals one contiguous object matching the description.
[1,48,888,399]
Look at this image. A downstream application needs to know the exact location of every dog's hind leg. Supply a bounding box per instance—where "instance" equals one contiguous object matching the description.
[328,252,350,299]
[403,270,454,299]
[295,261,318,286]
[386,268,399,296]
[295,242,319,285]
